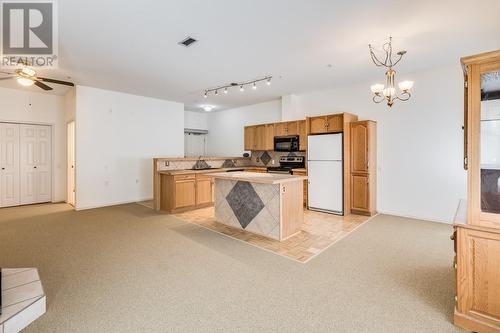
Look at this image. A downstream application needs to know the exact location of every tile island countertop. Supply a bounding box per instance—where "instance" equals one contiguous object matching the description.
[209,171,306,241]
[208,171,307,184]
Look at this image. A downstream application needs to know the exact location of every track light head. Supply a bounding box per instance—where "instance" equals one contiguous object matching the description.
[224,87,228,94]
[240,85,244,92]
[204,91,208,98]
[252,82,257,90]
[266,78,271,85]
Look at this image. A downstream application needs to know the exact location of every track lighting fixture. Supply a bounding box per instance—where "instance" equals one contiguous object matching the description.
[202,75,272,98]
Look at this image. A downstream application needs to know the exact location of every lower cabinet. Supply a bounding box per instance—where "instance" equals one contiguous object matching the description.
[160,173,214,213]
[351,174,369,213]
[195,174,214,205]
[454,225,500,332]
[174,179,196,208]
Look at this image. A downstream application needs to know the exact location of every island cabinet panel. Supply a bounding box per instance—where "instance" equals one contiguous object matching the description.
[292,170,308,206]
[280,181,304,239]
[244,126,256,150]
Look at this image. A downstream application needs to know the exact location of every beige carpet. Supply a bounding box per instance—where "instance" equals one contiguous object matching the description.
[0,203,464,332]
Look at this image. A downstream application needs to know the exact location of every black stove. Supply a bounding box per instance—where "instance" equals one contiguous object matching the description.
[267,156,305,174]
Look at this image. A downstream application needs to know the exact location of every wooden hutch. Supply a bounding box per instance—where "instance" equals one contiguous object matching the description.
[453,50,500,333]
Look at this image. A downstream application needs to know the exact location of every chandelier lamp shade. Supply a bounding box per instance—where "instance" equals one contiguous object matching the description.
[369,37,414,107]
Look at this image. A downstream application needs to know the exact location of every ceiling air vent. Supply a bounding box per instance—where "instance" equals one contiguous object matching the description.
[178,37,198,47]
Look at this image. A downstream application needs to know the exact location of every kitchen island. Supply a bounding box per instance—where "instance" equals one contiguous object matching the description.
[209,172,307,241]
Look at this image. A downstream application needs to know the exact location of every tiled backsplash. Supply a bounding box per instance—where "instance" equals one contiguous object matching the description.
[251,151,306,166]
[157,159,251,171]
[156,151,306,171]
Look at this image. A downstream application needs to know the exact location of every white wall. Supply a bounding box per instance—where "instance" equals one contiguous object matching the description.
[0,86,67,202]
[289,64,467,223]
[207,99,282,156]
[185,111,208,130]
[75,86,184,210]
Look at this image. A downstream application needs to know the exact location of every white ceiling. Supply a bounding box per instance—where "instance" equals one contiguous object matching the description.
[1,0,499,111]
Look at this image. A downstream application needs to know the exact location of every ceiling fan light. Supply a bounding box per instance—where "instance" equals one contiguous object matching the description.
[20,67,36,77]
[370,84,384,94]
[398,80,414,91]
[17,77,35,87]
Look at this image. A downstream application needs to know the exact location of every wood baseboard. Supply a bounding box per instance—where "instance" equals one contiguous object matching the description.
[454,309,500,333]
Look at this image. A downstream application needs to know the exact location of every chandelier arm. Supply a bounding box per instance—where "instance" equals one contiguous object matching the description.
[369,50,386,67]
[398,91,411,101]
[372,94,385,104]
[391,53,404,67]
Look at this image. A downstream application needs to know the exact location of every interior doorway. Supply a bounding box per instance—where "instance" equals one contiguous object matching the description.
[67,121,75,206]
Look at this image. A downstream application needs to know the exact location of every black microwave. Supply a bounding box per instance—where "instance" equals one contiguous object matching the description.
[274,135,299,152]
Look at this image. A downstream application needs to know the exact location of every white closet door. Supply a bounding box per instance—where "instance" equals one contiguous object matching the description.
[20,125,38,204]
[36,125,52,203]
[0,123,20,207]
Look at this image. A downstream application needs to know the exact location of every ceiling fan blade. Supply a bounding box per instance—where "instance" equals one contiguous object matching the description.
[0,71,14,75]
[34,81,53,91]
[37,77,75,87]
[0,77,14,81]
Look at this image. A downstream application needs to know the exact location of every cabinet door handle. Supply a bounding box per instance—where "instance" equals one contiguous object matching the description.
[34,166,37,169]
[1,167,5,170]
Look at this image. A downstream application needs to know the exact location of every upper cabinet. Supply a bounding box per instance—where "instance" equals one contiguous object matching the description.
[244,126,256,150]
[298,120,307,150]
[307,114,345,134]
[274,121,298,136]
[245,124,274,151]
[351,122,369,173]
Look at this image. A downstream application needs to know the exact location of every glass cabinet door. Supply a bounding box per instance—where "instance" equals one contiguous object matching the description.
[480,70,500,213]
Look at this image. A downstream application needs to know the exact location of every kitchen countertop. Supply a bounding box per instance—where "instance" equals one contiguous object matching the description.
[208,171,307,184]
[291,168,307,173]
[158,166,266,176]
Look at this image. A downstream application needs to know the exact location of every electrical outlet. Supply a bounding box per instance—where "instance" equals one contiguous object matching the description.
[271,159,275,165]
[165,161,169,167]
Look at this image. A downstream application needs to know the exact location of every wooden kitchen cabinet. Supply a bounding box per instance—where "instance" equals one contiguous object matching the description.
[274,121,298,137]
[307,114,345,134]
[195,174,214,205]
[254,125,267,151]
[350,120,376,216]
[244,126,256,150]
[298,120,307,150]
[308,116,328,134]
[174,179,196,208]
[351,175,369,212]
[160,173,214,213]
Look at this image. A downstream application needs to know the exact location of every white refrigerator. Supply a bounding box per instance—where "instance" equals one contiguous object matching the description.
[307,134,343,215]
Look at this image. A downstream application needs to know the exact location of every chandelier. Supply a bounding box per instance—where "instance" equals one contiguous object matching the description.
[369,37,413,107]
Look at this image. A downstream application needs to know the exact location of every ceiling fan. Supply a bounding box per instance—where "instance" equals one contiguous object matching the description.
[0,67,74,91]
